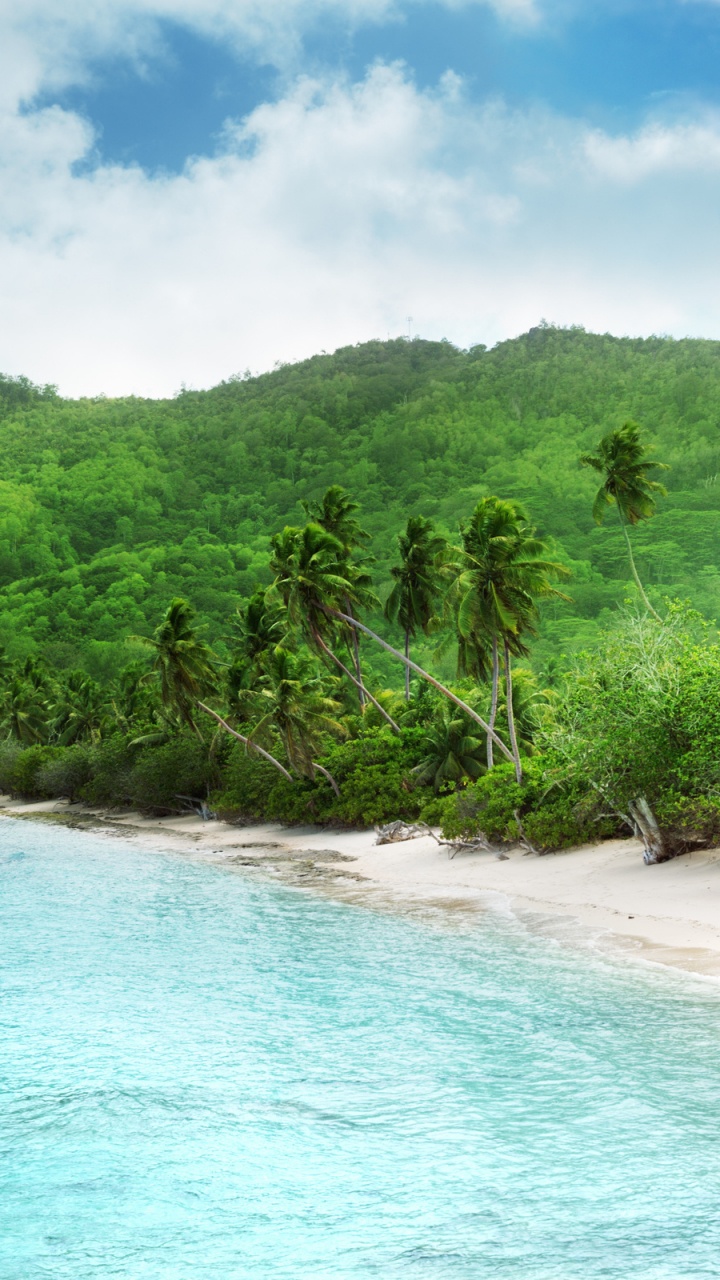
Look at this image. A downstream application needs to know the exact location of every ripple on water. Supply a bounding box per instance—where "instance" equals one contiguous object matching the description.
[1,816,720,1279]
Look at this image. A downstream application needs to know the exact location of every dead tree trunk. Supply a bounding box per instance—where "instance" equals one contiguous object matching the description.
[628,795,673,864]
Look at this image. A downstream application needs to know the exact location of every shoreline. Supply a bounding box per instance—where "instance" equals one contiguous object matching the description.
[3,796,720,978]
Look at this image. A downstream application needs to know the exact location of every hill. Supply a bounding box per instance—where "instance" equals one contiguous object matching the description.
[3,324,720,683]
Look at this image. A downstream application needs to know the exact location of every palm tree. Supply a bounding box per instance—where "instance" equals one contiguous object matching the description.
[249,646,346,794]
[384,516,447,700]
[302,486,371,704]
[137,599,293,781]
[226,588,287,717]
[450,498,570,773]
[413,708,485,791]
[0,673,48,744]
[134,598,216,740]
[323,605,516,765]
[51,671,107,745]
[580,421,668,622]
[269,522,401,733]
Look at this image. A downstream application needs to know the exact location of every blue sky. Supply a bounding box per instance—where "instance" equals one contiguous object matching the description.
[39,3,720,170]
[3,0,720,395]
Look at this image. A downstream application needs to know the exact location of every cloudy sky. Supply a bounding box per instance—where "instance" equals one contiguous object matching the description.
[2,0,720,396]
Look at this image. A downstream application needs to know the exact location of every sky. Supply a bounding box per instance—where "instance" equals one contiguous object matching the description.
[3,0,720,396]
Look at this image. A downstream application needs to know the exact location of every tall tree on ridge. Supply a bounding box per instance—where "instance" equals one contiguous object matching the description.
[580,421,668,622]
[302,486,371,706]
[384,516,447,700]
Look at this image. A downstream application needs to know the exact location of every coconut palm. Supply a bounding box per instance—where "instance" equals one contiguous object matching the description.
[269,522,400,732]
[302,486,372,704]
[323,605,515,766]
[134,598,216,740]
[249,646,346,794]
[384,516,447,700]
[51,671,108,745]
[413,708,486,791]
[226,588,287,716]
[450,498,570,775]
[580,421,668,621]
[0,673,48,744]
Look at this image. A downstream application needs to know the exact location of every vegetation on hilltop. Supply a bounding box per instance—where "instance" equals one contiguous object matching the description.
[4,326,720,860]
[4,325,720,680]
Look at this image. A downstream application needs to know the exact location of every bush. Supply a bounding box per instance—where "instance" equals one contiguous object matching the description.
[440,761,540,842]
[213,726,427,827]
[437,758,607,851]
[0,741,22,794]
[125,737,219,814]
[2,744,61,799]
[80,736,137,807]
[35,745,93,802]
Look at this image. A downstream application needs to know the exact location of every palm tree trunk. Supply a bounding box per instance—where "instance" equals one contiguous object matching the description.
[197,702,295,781]
[404,628,411,701]
[312,762,341,797]
[504,640,522,785]
[487,636,499,770]
[345,596,366,707]
[311,629,401,734]
[618,511,662,622]
[327,607,514,763]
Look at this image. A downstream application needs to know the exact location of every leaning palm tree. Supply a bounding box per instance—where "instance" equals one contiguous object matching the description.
[138,600,292,781]
[580,421,668,622]
[320,605,516,766]
[269,522,401,733]
[302,486,372,704]
[384,516,447,700]
[134,598,217,740]
[450,498,570,773]
[249,646,346,795]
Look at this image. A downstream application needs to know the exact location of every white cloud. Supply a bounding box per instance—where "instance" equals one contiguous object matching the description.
[585,118,720,181]
[0,0,538,110]
[1,58,720,396]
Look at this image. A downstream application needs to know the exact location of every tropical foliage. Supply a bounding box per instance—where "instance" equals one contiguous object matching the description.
[5,327,720,859]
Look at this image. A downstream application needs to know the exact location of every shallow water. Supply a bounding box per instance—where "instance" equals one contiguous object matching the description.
[2,818,720,1279]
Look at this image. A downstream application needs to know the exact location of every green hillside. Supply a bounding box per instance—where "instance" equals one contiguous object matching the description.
[3,324,720,681]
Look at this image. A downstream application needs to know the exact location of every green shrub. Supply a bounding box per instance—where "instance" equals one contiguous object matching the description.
[35,745,93,802]
[126,737,219,814]
[213,726,426,828]
[440,761,540,842]
[0,741,22,794]
[4,744,61,799]
[80,736,138,807]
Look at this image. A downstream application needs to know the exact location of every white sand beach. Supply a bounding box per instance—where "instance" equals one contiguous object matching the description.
[3,796,720,977]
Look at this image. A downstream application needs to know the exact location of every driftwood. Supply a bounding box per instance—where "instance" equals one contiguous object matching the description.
[375,821,430,844]
[175,795,216,821]
[375,820,508,860]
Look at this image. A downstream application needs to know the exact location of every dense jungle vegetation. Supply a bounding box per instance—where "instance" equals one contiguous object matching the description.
[4,324,720,860]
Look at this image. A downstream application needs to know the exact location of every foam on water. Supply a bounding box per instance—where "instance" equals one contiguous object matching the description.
[2,817,720,1279]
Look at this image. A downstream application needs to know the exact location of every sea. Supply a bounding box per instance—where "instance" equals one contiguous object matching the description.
[2,816,720,1279]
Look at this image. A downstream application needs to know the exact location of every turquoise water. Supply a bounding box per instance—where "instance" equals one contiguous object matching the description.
[2,820,720,1279]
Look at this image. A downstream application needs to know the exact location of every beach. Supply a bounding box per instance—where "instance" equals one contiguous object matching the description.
[4,795,720,977]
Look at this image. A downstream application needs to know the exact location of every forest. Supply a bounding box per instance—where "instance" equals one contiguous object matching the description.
[4,324,720,860]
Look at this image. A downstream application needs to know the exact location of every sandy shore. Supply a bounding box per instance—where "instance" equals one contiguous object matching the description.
[3,795,720,977]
